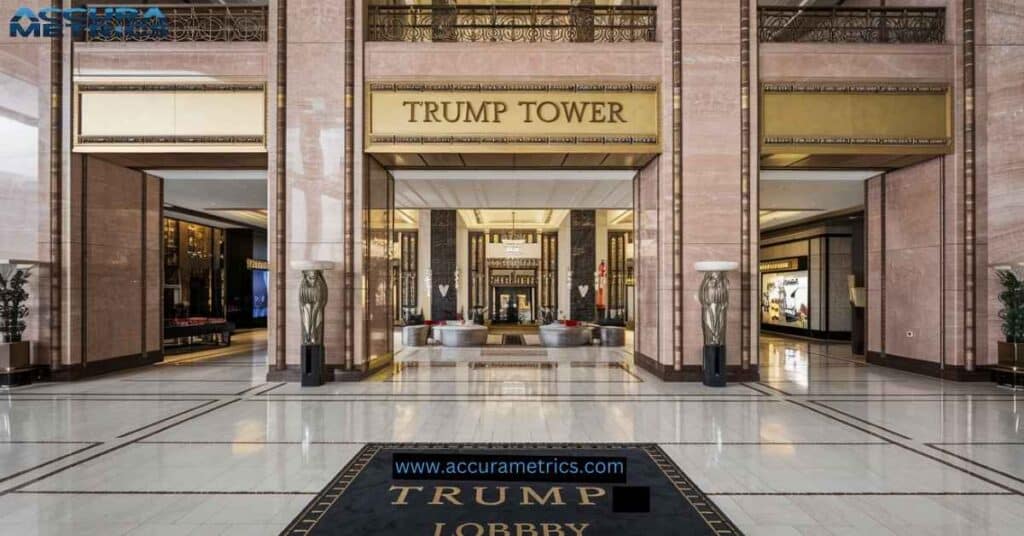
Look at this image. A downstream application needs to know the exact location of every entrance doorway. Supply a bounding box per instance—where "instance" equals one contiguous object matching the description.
[71,153,270,370]
[381,166,644,354]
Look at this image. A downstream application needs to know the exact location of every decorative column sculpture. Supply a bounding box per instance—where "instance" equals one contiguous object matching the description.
[293,261,335,386]
[695,261,739,387]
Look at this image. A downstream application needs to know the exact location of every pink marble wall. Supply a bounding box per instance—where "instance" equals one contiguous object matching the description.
[635,159,659,361]
[364,42,662,79]
[679,1,744,367]
[73,42,269,79]
[0,0,53,364]
[866,177,883,354]
[978,0,1024,365]
[82,156,154,363]
[365,158,393,363]
[145,175,162,354]
[760,43,953,82]
[284,0,348,368]
[883,158,944,363]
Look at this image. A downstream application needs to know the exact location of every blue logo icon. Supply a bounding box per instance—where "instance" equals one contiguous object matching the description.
[9,6,167,38]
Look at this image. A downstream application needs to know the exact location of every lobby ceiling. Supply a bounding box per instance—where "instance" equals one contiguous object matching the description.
[371,152,657,170]
[394,169,634,209]
[147,169,268,229]
[759,169,879,229]
[760,153,936,170]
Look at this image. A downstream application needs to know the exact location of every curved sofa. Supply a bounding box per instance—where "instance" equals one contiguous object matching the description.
[539,324,592,347]
[435,324,488,347]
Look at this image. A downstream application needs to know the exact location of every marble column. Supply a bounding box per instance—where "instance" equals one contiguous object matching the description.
[281,0,348,376]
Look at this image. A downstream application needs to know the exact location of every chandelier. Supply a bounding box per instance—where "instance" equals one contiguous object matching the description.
[502,211,526,254]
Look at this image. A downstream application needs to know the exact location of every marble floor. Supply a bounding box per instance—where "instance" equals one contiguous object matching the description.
[1,330,1023,535]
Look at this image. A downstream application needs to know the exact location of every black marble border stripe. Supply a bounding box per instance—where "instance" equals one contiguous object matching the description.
[119,379,258,383]
[115,400,219,438]
[234,382,271,395]
[132,440,889,446]
[753,381,792,395]
[2,393,260,396]
[253,392,767,398]
[252,382,287,396]
[808,401,913,440]
[787,400,1023,495]
[242,398,776,403]
[14,490,316,495]
[705,491,1013,496]
[0,399,240,496]
[0,441,97,444]
[0,443,102,485]
[386,380,644,384]
[0,397,222,402]
[925,444,1024,487]
[930,442,1024,445]
[807,398,1021,402]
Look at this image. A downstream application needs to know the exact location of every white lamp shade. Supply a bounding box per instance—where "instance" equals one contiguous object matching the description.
[694,261,739,272]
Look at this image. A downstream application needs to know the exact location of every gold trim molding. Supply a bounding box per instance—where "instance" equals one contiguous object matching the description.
[368,81,660,93]
[78,135,264,144]
[762,82,949,94]
[369,135,657,145]
[77,83,266,92]
[764,136,949,146]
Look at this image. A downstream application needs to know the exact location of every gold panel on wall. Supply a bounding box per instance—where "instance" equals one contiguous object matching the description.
[73,83,267,153]
[366,81,660,154]
[760,83,952,155]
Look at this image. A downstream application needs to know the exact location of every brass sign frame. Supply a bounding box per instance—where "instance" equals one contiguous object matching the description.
[365,81,661,154]
[760,82,953,155]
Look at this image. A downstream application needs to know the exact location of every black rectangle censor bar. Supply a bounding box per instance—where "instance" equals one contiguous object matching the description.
[392,452,628,483]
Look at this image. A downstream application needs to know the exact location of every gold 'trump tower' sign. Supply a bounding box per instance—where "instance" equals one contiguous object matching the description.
[366,81,660,153]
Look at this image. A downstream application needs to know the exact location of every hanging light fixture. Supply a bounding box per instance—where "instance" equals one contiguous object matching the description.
[503,211,526,255]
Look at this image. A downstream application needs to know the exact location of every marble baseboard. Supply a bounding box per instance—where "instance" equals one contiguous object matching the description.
[865,351,990,382]
[635,351,760,382]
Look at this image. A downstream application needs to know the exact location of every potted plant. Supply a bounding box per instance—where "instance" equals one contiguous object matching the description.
[0,263,31,371]
[996,266,1024,368]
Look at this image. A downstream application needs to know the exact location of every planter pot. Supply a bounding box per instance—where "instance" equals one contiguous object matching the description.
[998,341,1024,369]
[0,341,31,371]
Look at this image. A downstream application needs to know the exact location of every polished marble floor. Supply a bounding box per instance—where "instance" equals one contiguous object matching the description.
[1,331,1022,535]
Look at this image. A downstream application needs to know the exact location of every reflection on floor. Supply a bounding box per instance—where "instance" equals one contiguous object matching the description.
[1,330,1022,534]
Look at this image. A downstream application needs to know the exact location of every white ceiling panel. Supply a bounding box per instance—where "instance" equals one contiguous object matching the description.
[395,179,633,208]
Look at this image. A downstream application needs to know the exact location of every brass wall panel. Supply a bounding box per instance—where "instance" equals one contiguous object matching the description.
[366,81,660,154]
[760,83,952,155]
[74,83,267,152]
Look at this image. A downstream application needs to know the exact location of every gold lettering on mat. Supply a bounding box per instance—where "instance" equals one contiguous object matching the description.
[366,82,659,153]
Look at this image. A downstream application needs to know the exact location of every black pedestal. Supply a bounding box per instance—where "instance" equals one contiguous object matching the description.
[702,345,727,387]
[301,344,325,387]
[851,306,866,356]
